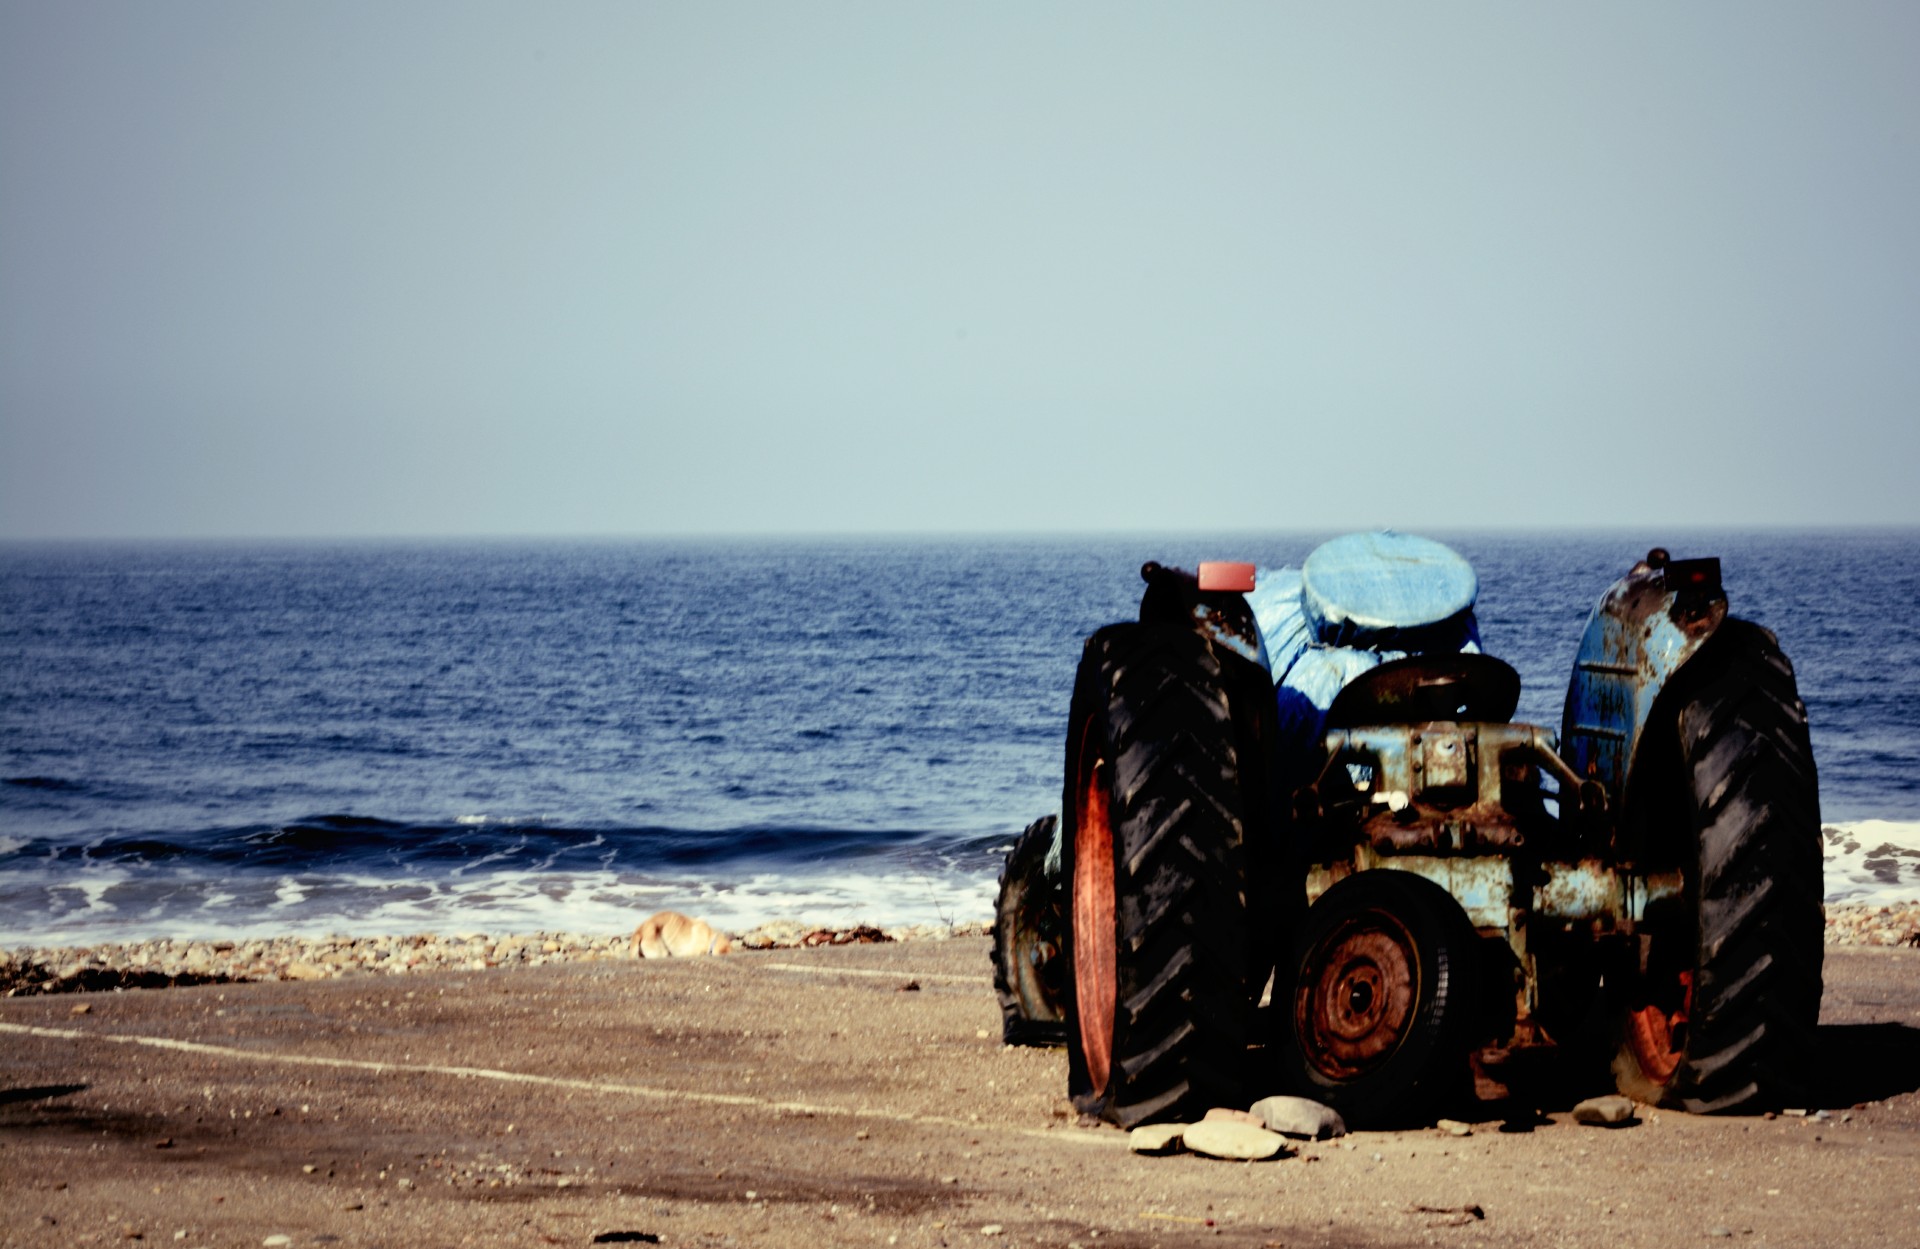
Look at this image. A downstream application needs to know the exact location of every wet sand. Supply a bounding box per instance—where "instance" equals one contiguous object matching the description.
[4,939,1917,1248]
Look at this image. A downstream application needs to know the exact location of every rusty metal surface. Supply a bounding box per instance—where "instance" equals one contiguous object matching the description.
[1301,722,1595,858]
[1276,548,1740,1093]
[1294,911,1420,1079]
[1295,708,1686,1072]
[1305,855,1515,929]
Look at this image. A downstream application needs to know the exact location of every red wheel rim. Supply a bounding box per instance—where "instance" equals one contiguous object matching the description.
[1072,729,1117,1097]
[1626,969,1692,1086]
[1294,910,1419,1081]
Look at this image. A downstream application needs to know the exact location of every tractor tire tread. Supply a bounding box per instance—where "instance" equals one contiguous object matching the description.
[1065,623,1261,1126]
[991,815,1068,1047]
[1656,618,1825,1114]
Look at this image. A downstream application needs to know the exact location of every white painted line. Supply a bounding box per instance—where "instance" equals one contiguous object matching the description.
[0,1020,1118,1148]
[757,962,989,985]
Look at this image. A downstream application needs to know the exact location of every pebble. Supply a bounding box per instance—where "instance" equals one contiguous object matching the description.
[1128,1123,1187,1155]
[1572,1095,1638,1127]
[1182,1120,1286,1161]
[980,1225,1004,1237]
[1250,1095,1347,1140]
[0,921,994,995]
[1822,902,1920,947]
[1435,1118,1473,1137]
[263,1237,293,1248]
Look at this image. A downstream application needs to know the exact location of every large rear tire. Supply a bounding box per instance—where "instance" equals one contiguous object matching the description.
[1612,619,1825,1113]
[1274,871,1481,1127]
[1061,623,1273,1127]
[991,815,1068,1046]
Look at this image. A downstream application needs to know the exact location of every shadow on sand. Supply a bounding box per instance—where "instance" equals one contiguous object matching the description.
[1812,1023,1920,1107]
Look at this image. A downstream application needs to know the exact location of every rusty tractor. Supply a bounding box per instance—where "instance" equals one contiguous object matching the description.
[991,535,1824,1128]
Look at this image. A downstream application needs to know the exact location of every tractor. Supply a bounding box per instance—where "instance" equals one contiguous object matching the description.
[991,533,1823,1128]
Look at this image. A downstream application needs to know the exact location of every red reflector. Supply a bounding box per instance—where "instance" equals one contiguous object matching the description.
[1197,561,1256,593]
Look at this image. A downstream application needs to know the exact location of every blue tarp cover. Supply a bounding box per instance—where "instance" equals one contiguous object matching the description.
[1251,532,1482,778]
[1300,531,1478,648]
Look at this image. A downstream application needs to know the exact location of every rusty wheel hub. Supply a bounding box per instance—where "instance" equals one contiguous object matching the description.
[1296,914,1419,1081]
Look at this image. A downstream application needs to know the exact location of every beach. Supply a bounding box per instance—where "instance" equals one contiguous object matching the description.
[4,905,1915,999]
[4,930,1917,1249]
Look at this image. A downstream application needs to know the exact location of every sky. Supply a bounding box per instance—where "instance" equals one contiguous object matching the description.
[2,2,1917,540]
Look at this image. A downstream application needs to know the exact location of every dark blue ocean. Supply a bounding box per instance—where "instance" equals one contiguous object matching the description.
[3,531,1917,947]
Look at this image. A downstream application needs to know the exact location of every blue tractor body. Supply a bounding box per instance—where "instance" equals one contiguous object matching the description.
[1560,552,1728,813]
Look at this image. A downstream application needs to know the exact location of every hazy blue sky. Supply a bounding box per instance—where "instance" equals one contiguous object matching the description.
[3,3,1916,539]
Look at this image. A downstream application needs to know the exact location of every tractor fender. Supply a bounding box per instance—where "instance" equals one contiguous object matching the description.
[1559,550,1727,814]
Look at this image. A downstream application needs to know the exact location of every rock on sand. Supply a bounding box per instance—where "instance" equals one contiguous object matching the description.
[1572,1095,1638,1126]
[1181,1120,1286,1161]
[1250,1095,1347,1140]
[1128,1123,1186,1155]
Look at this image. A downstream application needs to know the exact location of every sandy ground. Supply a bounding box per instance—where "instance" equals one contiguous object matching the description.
[3,939,1917,1249]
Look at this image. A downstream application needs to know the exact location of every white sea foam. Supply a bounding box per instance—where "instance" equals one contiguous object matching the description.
[7,820,1910,950]
[0,835,26,856]
[1822,820,1920,906]
[0,857,1001,947]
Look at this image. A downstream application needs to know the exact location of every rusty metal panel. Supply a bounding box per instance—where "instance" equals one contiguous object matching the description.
[1422,730,1471,788]
[1305,852,1515,930]
[1534,860,1624,921]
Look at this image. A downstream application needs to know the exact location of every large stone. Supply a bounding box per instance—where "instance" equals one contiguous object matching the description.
[1181,1120,1286,1161]
[1128,1123,1186,1155]
[1250,1095,1347,1140]
[1571,1095,1638,1126]
[1203,1107,1264,1128]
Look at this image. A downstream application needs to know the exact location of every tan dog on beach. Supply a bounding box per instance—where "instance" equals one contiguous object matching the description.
[630,910,733,958]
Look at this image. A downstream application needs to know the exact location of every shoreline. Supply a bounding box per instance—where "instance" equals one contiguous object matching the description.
[1,917,994,996]
[5,903,1916,997]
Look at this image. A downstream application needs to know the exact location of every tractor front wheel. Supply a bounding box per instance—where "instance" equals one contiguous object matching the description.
[991,815,1068,1046]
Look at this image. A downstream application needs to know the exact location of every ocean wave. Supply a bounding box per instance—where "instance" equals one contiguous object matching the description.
[4,776,84,792]
[5,815,1912,949]
[46,816,1002,875]
[0,861,998,948]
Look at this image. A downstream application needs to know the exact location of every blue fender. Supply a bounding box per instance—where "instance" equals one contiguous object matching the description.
[1559,551,1728,809]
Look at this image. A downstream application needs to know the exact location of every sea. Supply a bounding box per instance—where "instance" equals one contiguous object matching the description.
[3,531,1917,949]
